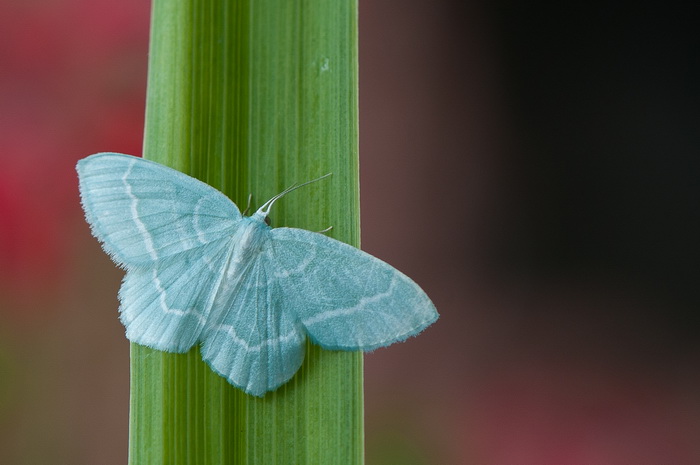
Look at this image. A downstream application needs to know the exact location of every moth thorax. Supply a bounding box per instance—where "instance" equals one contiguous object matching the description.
[231,218,268,263]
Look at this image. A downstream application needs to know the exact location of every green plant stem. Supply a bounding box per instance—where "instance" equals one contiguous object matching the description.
[130,0,362,463]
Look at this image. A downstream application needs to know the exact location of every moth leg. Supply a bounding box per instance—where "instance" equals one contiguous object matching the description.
[316,226,333,234]
[242,193,253,216]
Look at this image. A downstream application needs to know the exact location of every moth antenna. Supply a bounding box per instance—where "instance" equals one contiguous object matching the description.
[317,226,333,234]
[258,173,332,215]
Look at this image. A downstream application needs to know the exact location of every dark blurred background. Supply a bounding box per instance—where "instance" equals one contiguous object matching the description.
[1,1,699,463]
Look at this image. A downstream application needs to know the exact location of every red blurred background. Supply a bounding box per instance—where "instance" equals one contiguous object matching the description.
[1,1,699,463]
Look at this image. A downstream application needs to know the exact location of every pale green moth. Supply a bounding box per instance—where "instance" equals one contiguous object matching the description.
[77,152,438,396]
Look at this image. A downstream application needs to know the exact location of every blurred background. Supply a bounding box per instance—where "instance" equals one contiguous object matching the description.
[1,1,699,463]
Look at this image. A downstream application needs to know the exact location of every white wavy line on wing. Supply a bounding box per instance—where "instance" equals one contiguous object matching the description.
[123,159,158,261]
[273,247,316,278]
[211,324,303,352]
[303,274,400,326]
[152,269,206,326]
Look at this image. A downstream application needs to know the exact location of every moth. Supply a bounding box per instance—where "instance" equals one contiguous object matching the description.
[77,153,438,396]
